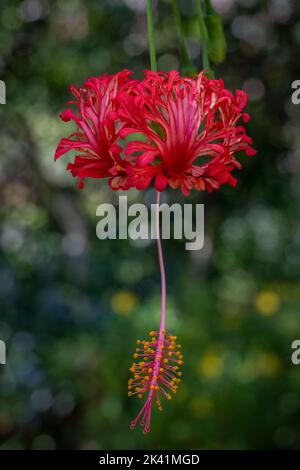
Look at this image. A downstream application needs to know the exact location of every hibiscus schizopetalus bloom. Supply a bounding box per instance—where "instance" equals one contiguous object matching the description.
[55,69,255,196]
[54,70,135,190]
[55,68,255,435]
[118,70,256,196]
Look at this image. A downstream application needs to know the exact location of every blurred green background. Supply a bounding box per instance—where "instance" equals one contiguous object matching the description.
[1,0,300,450]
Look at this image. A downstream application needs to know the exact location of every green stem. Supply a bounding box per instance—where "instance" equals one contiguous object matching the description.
[194,0,210,71]
[146,0,157,71]
[171,0,196,73]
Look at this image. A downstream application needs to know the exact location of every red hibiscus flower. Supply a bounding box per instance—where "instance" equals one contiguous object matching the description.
[118,70,256,196]
[55,70,135,190]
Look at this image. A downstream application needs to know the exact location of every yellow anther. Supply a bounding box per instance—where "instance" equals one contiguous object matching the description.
[166,394,172,400]
[148,368,153,373]
[178,360,183,365]
[136,339,141,344]
[168,352,172,357]
[159,368,164,373]
[133,353,138,359]
[138,394,143,399]
[177,372,182,376]
[128,392,132,397]
[163,359,168,363]
[153,375,158,381]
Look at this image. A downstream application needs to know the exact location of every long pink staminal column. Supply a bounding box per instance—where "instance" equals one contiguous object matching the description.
[129,192,183,433]
[156,191,166,334]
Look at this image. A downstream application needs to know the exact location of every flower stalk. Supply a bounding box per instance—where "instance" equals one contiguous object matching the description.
[146,0,157,72]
